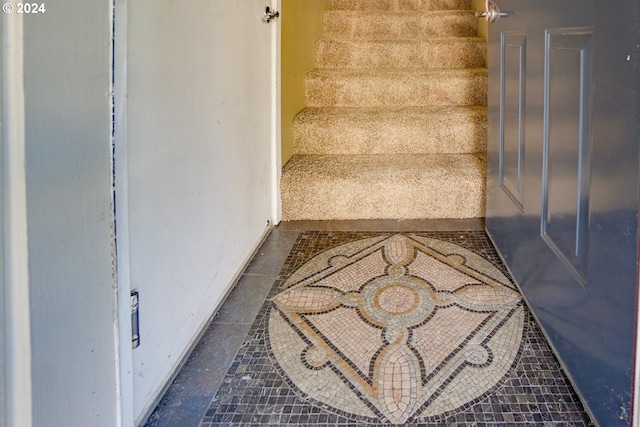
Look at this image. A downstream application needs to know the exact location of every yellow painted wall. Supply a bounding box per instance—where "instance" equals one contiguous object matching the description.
[281,0,331,166]
[471,0,489,39]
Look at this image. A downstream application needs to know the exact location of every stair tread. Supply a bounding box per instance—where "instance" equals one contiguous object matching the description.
[283,153,485,176]
[296,105,487,118]
[293,106,487,155]
[329,0,472,11]
[281,154,486,220]
[318,37,486,43]
[308,67,487,77]
[316,37,486,69]
[306,68,487,107]
[326,10,477,16]
[324,10,478,39]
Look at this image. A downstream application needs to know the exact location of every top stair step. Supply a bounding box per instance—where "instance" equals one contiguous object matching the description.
[330,0,472,11]
[324,10,478,39]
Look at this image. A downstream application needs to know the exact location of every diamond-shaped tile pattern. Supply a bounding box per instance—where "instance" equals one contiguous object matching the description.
[270,234,523,424]
[200,231,594,427]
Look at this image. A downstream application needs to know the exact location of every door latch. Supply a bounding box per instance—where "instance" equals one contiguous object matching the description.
[263,6,279,23]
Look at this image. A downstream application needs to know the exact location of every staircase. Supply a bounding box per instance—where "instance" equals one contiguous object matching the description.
[281,0,487,220]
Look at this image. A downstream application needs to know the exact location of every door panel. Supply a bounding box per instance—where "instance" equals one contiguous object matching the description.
[499,32,526,212]
[541,28,593,284]
[486,1,640,426]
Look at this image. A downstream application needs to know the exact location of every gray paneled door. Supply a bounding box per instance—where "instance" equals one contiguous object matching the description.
[485,1,640,426]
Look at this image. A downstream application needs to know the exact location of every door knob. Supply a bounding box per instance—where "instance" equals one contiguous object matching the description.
[263,6,279,23]
[475,0,510,23]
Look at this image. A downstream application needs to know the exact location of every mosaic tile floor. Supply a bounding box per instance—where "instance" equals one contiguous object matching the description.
[199,230,594,427]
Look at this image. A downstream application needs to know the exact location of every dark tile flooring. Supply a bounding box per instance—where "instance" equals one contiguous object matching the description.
[143,220,594,427]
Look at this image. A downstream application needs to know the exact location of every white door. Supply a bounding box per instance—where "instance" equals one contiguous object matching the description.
[115,1,280,424]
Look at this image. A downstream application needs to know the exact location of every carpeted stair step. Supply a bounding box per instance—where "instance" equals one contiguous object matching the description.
[305,68,487,107]
[323,10,477,39]
[316,38,486,69]
[281,0,488,220]
[281,153,486,219]
[329,0,471,11]
[293,106,486,154]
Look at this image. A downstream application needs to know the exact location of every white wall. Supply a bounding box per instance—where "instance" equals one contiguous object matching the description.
[19,1,118,426]
[123,0,277,422]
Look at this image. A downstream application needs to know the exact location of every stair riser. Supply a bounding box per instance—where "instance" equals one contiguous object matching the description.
[281,154,486,220]
[306,71,487,107]
[282,168,485,220]
[293,114,486,155]
[323,12,477,39]
[316,39,486,69]
[282,186,485,219]
[329,0,472,11]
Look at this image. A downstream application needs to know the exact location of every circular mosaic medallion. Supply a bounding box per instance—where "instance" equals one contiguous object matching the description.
[268,234,524,424]
[376,284,417,315]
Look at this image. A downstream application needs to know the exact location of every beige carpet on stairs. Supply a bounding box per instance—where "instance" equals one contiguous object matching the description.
[281,0,487,220]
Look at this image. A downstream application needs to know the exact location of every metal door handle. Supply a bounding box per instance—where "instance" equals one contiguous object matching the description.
[475,0,510,23]
[263,6,279,23]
